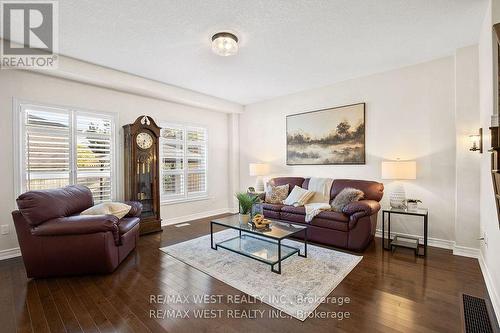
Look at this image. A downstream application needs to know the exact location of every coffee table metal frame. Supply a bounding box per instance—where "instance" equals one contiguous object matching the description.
[210,217,308,274]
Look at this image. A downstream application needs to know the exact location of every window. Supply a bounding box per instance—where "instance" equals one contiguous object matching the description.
[160,124,207,202]
[16,101,116,203]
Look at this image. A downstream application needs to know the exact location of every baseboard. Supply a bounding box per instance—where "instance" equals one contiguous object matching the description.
[161,208,233,226]
[374,229,455,250]
[0,247,21,261]
[479,251,500,325]
[452,245,480,258]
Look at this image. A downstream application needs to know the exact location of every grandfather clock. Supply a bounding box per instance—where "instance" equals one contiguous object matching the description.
[123,115,162,234]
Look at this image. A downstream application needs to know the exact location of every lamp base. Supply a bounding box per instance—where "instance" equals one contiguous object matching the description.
[255,177,265,192]
[390,184,406,209]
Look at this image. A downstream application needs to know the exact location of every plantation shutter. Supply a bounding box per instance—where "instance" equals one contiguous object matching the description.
[19,103,116,203]
[160,124,207,202]
[75,114,113,202]
[24,108,71,191]
[186,127,207,196]
[160,126,185,200]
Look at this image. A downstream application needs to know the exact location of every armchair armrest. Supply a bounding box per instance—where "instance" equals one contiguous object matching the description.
[343,200,381,228]
[31,215,120,245]
[121,201,143,218]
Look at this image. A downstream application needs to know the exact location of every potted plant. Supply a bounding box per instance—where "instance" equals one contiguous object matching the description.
[235,192,259,224]
[406,199,422,211]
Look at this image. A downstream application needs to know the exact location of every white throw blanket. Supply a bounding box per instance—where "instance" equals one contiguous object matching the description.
[304,177,333,222]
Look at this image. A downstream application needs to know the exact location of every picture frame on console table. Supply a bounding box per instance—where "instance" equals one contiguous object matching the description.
[286,103,366,165]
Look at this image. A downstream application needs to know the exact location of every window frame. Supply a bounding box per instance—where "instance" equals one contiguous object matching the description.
[13,99,119,203]
[159,122,208,204]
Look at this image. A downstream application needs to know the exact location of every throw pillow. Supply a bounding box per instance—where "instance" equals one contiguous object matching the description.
[331,188,364,212]
[283,185,315,206]
[81,202,132,219]
[265,184,289,204]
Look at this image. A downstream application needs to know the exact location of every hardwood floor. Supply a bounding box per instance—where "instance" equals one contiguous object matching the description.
[0,213,489,333]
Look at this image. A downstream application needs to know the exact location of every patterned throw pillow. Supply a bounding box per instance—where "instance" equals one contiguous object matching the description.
[265,184,289,204]
[331,188,364,212]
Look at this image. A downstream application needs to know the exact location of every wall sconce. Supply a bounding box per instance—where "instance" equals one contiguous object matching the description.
[469,128,483,153]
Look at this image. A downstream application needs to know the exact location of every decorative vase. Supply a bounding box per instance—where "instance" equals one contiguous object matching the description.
[239,213,250,224]
[407,202,418,211]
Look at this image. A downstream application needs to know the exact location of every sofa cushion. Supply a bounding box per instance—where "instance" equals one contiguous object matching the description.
[316,210,349,222]
[31,215,120,244]
[281,205,306,215]
[17,185,94,226]
[268,177,305,194]
[262,203,284,212]
[331,179,384,201]
[118,217,140,235]
[310,218,349,232]
[281,206,348,221]
[280,207,348,231]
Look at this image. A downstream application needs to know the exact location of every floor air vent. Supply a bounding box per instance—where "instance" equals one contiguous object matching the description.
[462,294,497,333]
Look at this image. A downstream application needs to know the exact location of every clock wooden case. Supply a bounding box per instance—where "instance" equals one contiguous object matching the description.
[123,115,162,234]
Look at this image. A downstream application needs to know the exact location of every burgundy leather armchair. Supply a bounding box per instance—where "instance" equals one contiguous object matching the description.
[12,185,142,278]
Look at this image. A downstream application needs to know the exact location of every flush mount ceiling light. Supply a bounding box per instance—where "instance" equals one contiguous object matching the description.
[211,32,238,56]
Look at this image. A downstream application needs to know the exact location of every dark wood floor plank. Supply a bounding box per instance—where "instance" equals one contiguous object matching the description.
[10,264,33,333]
[56,278,100,333]
[0,268,17,333]
[46,279,83,333]
[34,280,66,333]
[68,277,116,332]
[25,280,50,333]
[0,213,490,333]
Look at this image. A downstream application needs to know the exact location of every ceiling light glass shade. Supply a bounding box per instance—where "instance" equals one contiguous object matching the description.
[211,32,238,56]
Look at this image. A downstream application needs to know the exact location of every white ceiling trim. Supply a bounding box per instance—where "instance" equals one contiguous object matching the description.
[6,46,243,114]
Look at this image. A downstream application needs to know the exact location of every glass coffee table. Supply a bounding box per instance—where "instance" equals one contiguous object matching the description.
[210,215,308,274]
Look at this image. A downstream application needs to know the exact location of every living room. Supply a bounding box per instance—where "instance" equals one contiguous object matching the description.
[0,1,499,332]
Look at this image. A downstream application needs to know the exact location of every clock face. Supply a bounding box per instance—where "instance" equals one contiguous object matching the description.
[136,132,153,149]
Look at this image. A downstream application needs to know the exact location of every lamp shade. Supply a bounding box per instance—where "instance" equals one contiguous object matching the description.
[381,161,416,180]
[249,163,270,176]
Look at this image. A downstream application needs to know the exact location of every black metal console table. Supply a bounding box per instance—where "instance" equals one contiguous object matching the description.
[381,207,429,257]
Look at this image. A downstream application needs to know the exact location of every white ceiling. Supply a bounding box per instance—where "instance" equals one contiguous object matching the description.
[50,1,489,104]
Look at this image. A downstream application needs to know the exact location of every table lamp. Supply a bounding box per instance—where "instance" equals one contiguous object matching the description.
[381,160,416,208]
[249,163,270,192]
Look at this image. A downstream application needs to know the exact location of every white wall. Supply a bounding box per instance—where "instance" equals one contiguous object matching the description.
[455,45,481,250]
[478,0,500,321]
[0,69,231,253]
[240,56,476,244]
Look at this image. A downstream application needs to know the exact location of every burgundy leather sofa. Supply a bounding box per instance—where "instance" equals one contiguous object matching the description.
[263,177,384,252]
[12,185,142,278]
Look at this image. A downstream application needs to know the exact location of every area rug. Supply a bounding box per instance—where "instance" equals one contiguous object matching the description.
[159,229,362,321]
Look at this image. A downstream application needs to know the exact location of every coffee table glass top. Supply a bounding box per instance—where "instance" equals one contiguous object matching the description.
[211,214,307,240]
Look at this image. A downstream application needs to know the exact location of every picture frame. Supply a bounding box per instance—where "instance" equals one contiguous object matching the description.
[286,103,366,165]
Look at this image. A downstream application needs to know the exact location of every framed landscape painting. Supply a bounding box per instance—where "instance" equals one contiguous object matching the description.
[286,103,365,165]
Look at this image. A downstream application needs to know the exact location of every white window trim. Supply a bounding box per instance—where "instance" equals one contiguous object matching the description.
[159,122,209,205]
[12,98,119,204]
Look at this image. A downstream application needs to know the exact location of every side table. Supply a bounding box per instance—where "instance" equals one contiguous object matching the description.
[381,207,429,256]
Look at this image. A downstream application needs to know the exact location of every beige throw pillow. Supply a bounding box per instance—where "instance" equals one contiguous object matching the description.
[283,186,315,206]
[265,184,289,204]
[81,202,132,219]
